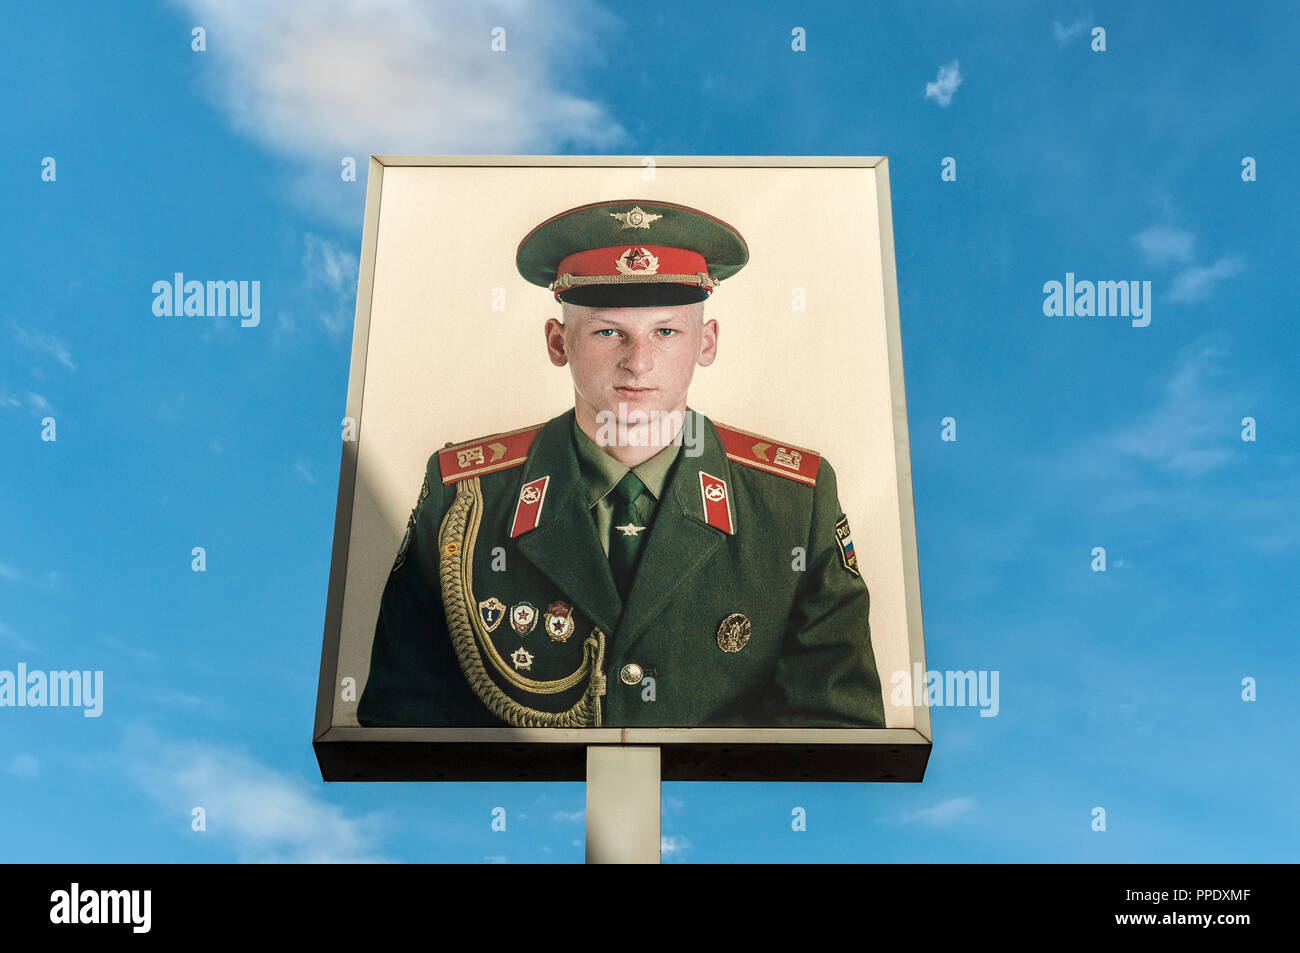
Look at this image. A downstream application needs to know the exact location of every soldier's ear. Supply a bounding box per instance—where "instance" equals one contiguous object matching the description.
[544,317,569,367]
[697,318,719,367]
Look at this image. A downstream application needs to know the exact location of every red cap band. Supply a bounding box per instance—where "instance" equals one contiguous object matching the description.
[556,245,709,281]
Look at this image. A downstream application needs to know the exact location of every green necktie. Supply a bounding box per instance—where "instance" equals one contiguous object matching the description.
[608,470,648,602]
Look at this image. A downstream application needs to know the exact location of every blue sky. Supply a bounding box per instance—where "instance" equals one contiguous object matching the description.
[2,0,1297,863]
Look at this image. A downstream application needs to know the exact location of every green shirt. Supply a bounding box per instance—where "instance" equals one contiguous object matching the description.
[571,418,681,556]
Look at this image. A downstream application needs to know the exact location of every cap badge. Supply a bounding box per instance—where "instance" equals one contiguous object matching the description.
[610,206,661,229]
[615,247,659,275]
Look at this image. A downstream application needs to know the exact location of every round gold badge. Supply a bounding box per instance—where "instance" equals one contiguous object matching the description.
[716,613,751,653]
[620,663,644,685]
[442,541,460,557]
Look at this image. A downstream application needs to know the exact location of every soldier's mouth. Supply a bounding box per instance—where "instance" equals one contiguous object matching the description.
[614,386,656,396]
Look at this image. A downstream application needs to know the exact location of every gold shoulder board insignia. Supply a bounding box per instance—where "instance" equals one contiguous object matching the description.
[437,422,545,484]
[712,421,821,486]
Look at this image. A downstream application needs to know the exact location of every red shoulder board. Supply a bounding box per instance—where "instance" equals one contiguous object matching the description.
[713,422,821,486]
[437,423,544,484]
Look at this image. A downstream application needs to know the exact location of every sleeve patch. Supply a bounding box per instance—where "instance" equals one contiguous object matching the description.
[834,514,859,577]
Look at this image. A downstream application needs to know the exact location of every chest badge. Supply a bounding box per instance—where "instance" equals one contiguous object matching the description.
[716,612,751,653]
[544,601,576,642]
[510,601,538,635]
[478,597,506,633]
[698,471,734,534]
[510,647,535,671]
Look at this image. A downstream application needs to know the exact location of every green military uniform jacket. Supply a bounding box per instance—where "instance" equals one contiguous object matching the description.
[357,407,884,728]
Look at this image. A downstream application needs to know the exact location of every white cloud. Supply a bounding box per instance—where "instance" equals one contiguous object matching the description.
[14,326,76,370]
[301,234,358,337]
[0,562,23,582]
[5,754,40,780]
[660,834,691,857]
[1167,256,1245,304]
[1133,226,1243,305]
[294,460,319,485]
[172,0,625,221]
[484,854,509,864]
[1103,342,1237,476]
[27,392,52,414]
[0,621,37,653]
[899,797,975,826]
[551,809,584,823]
[925,60,962,107]
[1134,226,1195,266]
[129,731,390,863]
[1052,18,1091,44]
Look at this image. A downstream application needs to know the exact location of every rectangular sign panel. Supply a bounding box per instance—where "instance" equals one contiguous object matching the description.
[314,156,930,781]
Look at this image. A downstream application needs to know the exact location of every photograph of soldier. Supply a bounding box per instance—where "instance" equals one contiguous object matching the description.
[358,199,885,728]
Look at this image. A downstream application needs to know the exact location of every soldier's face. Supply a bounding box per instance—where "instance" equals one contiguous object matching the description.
[546,301,718,428]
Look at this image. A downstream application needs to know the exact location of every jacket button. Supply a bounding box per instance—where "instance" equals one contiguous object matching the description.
[619,663,644,685]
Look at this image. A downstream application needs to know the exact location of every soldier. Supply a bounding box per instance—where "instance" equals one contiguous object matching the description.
[358,199,884,728]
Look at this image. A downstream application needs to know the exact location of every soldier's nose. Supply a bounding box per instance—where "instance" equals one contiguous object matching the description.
[620,337,654,374]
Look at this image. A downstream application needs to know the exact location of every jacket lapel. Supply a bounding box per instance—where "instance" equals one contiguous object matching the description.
[613,409,734,653]
[513,410,623,638]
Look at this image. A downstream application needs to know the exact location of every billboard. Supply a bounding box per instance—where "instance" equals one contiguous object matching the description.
[314,156,930,782]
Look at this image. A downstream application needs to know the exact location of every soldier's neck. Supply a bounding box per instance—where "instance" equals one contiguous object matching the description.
[574,402,686,468]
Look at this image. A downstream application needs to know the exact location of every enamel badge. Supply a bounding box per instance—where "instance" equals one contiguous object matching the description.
[698,471,734,534]
[716,613,751,653]
[544,601,575,642]
[478,597,506,632]
[510,647,534,671]
[510,601,538,635]
[835,514,860,577]
[510,475,550,537]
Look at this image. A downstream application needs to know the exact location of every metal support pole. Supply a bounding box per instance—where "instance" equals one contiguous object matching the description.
[585,745,661,864]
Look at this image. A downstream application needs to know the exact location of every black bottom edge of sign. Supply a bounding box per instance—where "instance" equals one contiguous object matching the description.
[313,740,932,782]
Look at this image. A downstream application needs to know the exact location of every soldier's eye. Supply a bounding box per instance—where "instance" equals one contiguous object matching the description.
[656,328,677,337]
[595,328,618,337]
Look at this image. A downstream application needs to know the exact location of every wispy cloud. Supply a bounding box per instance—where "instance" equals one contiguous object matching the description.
[1134,226,1195,266]
[0,562,23,582]
[301,234,356,337]
[0,621,37,653]
[14,325,76,371]
[1133,225,1244,304]
[661,834,691,858]
[925,60,962,107]
[129,730,390,863]
[899,797,976,826]
[1052,18,1091,44]
[294,460,319,485]
[1167,256,1246,304]
[1101,341,1238,476]
[551,809,584,824]
[5,754,41,781]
